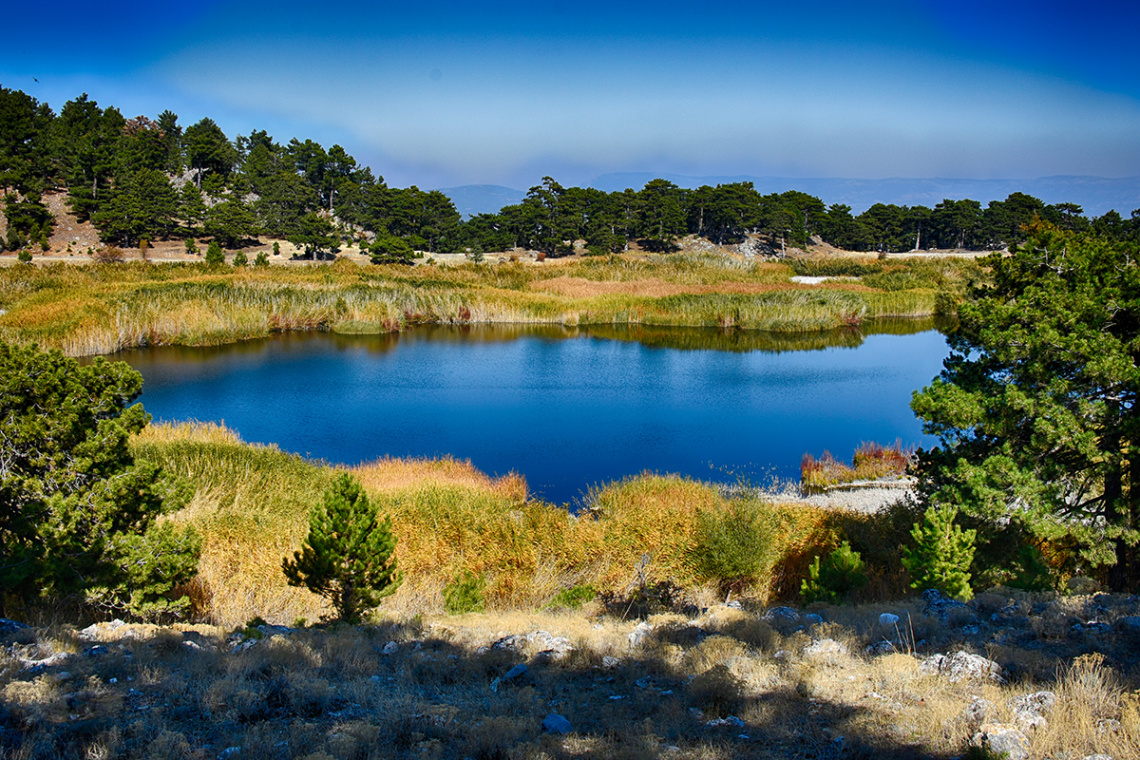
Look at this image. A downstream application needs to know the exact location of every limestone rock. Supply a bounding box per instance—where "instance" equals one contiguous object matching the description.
[879,613,900,626]
[542,713,573,735]
[920,651,1007,684]
[964,697,994,726]
[803,638,848,659]
[762,607,800,624]
[972,723,1029,760]
[628,622,654,649]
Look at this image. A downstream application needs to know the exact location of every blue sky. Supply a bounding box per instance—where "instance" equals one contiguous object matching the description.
[3,1,1138,189]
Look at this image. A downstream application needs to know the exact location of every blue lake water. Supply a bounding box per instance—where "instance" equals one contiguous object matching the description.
[114,323,950,506]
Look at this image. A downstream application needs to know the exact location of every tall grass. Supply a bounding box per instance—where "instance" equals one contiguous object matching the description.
[0,256,974,356]
[132,423,842,626]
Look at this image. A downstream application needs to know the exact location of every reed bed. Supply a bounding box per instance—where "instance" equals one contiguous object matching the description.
[132,423,838,627]
[0,255,971,356]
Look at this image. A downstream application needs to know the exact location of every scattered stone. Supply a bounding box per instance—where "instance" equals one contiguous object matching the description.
[628,622,654,649]
[256,624,294,637]
[493,630,574,660]
[55,671,73,683]
[1097,718,1122,734]
[1116,616,1140,637]
[762,607,799,624]
[602,656,621,669]
[964,697,994,726]
[724,600,743,610]
[0,619,29,634]
[972,724,1029,760]
[959,625,980,635]
[920,651,1007,684]
[503,663,528,682]
[382,641,399,655]
[773,650,792,661]
[803,638,849,659]
[1080,755,1114,760]
[705,716,745,728]
[803,613,823,626]
[1009,691,1056,718]
[879,613,900,626]
[864,640,896,656]
[230,639,258,654]
[1015,712,1047,735]
[923,589,971,623]
[84,645,110,658]
[542,713,573,735]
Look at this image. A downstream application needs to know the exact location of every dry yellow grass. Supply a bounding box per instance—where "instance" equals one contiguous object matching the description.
[3,603,1136,760]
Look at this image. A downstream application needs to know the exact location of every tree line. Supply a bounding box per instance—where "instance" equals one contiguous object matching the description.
[3,86,1139,261]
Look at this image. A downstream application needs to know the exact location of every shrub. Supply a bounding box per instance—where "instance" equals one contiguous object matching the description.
[232,250,248,267]
[443,571,486,614]
[902,504,976,601]
[800,540,868,603]
[184,238,199,255]
[92,245,124,263]
[15,249,31,264]
[689,500,776,596]
[253,251,269,267]
[282,474,402,623]
[205,240,225,266]
[545,584,596,611]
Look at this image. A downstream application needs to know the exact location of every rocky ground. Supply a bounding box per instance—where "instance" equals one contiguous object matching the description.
[2,588,1138,760]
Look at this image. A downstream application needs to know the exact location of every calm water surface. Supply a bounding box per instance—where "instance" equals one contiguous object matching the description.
[115,324,949,505]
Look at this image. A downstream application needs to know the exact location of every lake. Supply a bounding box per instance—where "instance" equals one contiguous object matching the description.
[113,322,950,506]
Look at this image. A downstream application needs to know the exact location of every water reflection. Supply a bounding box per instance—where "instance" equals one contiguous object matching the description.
[109,322,950,505]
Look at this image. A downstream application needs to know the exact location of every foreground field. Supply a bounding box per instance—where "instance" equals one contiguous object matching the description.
[0,252,977,356]
[3,597,1138,760]
[4,424,1139,759]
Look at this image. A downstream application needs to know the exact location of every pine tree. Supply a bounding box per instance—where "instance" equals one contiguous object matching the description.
[204,240,225,266]
[0,342,199,618]
[282,474,401,623]
[902,505,976,601]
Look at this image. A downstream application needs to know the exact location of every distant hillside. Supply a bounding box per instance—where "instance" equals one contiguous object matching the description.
[589,173,1140,217]
[435,184,526,219]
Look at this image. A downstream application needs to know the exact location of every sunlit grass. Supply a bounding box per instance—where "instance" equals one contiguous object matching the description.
[132,423,841,626]
[0,254,975,356]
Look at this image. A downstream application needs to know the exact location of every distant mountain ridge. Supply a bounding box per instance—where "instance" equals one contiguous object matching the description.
[434,185,527,219]
[437,175,1140,219]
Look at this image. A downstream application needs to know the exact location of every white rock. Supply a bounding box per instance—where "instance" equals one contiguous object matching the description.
[879,613,900,626]
[920,651,1007,684]
[972,724,1029,760]
[542,713,573,734]
[628,622,654,648]
[382,641,398,655]
[803,638,848,658]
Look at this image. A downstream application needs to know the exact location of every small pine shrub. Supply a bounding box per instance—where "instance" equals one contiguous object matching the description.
[205,241,225,266]
[253,251,270,267]
[443,572,486,614]
[545,584,596,611]
[282,474,402,623]
[902,504,976,601]
[800,540,868,604]
[272,241,281,256]
[184,238,198,255]
[232,250,248,267]
[16,249,32,264]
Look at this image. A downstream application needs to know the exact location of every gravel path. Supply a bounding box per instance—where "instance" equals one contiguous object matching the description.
[748,478,916,514]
